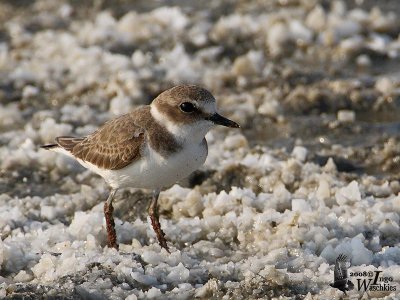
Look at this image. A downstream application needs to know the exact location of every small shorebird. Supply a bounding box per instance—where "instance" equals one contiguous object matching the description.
[41,85,239,252]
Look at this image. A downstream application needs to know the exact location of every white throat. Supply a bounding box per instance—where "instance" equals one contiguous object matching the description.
[150,105,213,145]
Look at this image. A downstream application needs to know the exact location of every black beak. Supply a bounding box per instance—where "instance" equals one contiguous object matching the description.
[206,113,240,128]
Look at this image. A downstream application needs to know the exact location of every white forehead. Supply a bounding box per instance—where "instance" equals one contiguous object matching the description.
[194,99,217,114]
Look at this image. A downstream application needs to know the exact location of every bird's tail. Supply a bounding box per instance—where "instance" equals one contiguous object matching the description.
[40,136,84,154]
[40,144,59,150]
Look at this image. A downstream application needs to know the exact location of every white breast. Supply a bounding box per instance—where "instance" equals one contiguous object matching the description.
[80,139,208,190]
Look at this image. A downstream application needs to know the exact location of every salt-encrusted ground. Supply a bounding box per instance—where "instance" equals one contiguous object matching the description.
[0,0,400,299]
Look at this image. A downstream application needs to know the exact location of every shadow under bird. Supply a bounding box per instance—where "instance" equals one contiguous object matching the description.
[41,85,240,252]
[330,253,354,295]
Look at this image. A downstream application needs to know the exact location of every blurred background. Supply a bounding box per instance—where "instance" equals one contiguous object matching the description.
[1,0,400,194]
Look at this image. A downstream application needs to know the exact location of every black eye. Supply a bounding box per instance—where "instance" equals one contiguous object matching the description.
[179,102,196,113]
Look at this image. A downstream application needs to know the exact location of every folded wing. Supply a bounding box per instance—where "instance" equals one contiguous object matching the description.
[56,112,145,170]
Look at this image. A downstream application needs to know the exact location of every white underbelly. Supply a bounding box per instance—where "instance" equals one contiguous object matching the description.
[83,141,208,190]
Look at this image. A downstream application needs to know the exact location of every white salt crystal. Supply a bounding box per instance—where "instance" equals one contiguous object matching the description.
[370,7,398,33]
[356,54,371,67]
[349,213,365,230]
[146,287,162,299]
[0,104,22,128]
[266,22,291,57]
[292,199,311,212]
[166,263,190,283]
[22,85,39,98]
[332,0,347,16]
[68,211,104,240]
[289,20,313,44]
[131,50,147,67]
[367,33,390,53]
[141,251,163,265]
[306,5,326,32]
[258,97,280,117]
[232,50,264,77]
[185,190,204,217]
[59,4,72,19]
[339,35,364,53]
[10,68,37,86]
[375,77,394,95]
[152,7,188,31]
[0,241,4,267]
[31,254,57,281]
[337,110,355,123]
[334,237,373,265]
[335,180,361,205]
[350,238,373,265]
[316,179,330,201]
[332,19,361,39]
[323,158,337,172]
[318,263,329,274]
[241,153,260,168]
[125,294,138,300]
[273,183,291,204]
[224,134,248,150]
[379,219,399,236]
[0,43,8,68]
[320,244,336,263]
[109,94,133,116]
[291,146,307,162]
[131,272,158,286]
[13,270,32,283]
[40,205,57,220]
[160,44,200,83]
[39,118,72,143]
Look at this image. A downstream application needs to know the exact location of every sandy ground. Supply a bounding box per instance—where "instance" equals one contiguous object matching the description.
[0,0,400,299]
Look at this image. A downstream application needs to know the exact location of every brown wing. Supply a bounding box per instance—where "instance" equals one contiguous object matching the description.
[57,110,146,170]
